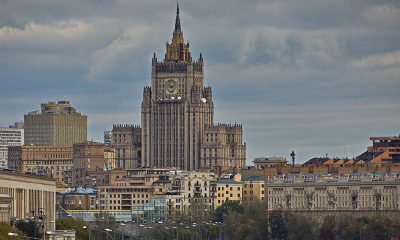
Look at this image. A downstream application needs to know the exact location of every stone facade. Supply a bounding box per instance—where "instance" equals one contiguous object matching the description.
[111,124,141,169]
[8,145,73,184]
[72,141,115,188]
[0,170,56,231]
[266,173,400,212]
[24,101,87,146]
[141,6,245,171]
[165,171,216,220]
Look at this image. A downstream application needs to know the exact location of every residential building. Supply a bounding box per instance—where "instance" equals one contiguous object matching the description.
[0,124,24,169]
[57,187,97,210]
[215,178,243,207]
[0,169,56,230]
[165,171,216,220]
[239,175,265,205]
[8,145,73,184]
[140,6,246,171]
[97,168,172,211]
[72,141,114,188]
[24,101,87,146]
[266,173,400,212]
[111,124,141,169]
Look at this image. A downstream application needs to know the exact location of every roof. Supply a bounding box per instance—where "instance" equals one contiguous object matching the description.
[59,187,97,195]
[241,175,264,182]
[217,178,242,185]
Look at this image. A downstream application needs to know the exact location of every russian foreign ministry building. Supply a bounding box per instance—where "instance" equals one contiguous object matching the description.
[140,6,246,172]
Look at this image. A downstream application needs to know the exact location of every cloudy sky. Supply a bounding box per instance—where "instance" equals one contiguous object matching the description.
[0,0,399,164]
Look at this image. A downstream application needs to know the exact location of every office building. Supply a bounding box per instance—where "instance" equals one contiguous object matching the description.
[24,101,87,146]
[111,124,141,169]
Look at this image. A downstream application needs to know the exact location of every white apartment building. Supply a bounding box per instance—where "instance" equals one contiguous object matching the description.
[0,124,24,169]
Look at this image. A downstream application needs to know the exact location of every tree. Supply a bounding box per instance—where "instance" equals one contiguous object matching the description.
[15,219,43,239]
[319,216,335,240]
[269,210,287,240]
[286,213,314,240]
[56,217,89,240]
[0,222,25,240]
[214,200,244,222]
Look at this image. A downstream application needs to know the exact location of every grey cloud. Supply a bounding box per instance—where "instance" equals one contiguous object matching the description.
[0,0,399,164]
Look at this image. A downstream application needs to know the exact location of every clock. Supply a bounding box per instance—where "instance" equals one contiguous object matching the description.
[166,79,177,93]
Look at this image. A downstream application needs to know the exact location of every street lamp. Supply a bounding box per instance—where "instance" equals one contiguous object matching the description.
[8,232,41,240]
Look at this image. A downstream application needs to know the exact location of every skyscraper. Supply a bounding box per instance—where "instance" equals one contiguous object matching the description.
[24,101,87,146]
[141,5,246,171]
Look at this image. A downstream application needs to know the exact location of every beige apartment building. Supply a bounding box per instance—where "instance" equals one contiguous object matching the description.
[97,168,172,211]
[165,171,216,220]
[266,173,400,212]
[239,175,265,206]
[8,145,73,183]
[24,101,87,146]
[216,178,243,207]
[111,124,141,169]
[140,6,246,171]
[0,170,56,230]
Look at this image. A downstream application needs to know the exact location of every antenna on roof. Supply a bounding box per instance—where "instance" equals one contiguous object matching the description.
[291,151,295,165]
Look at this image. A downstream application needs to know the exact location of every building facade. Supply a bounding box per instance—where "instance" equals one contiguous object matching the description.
[0,124,24,169]
[111,124,141,169]
[57,187,97,210]
[165,171,216,219]
[72,141,115,188]
[8,145,73,184]
[24,101,87,146]
[216,178,243,207]
[266,173,400,212]
[141,6,246,171]
[0,170,56,230]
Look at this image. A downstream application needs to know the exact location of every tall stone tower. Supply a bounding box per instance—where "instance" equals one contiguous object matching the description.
[141,5,245,171]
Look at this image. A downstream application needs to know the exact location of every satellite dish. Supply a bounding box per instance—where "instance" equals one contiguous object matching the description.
[201,98,207,103]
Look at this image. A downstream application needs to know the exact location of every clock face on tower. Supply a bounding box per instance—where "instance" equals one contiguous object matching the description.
[166,79,177,94]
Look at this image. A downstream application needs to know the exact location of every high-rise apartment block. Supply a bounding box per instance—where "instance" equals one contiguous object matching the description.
[140,6,246,171]
[0,123,24,169]
[24,101,87,146]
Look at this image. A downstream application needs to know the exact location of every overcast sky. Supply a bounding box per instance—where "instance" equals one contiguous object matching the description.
[0,0,399,164]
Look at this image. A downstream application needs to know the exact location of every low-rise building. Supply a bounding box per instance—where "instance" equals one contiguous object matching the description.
[0,169,56,230]
[266,173,400,212]
[8,145,73,184]
[57,187,97,210]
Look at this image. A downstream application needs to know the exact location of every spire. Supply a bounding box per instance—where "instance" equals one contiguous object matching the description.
[174,3,181,33]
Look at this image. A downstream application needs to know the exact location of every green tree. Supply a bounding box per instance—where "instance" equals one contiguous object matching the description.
[56,217,89,240]
[15,219,43,239]
[215,200,244,222]
[269,210,287,240]
[0,222,25,240]
[286,213,314,240]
